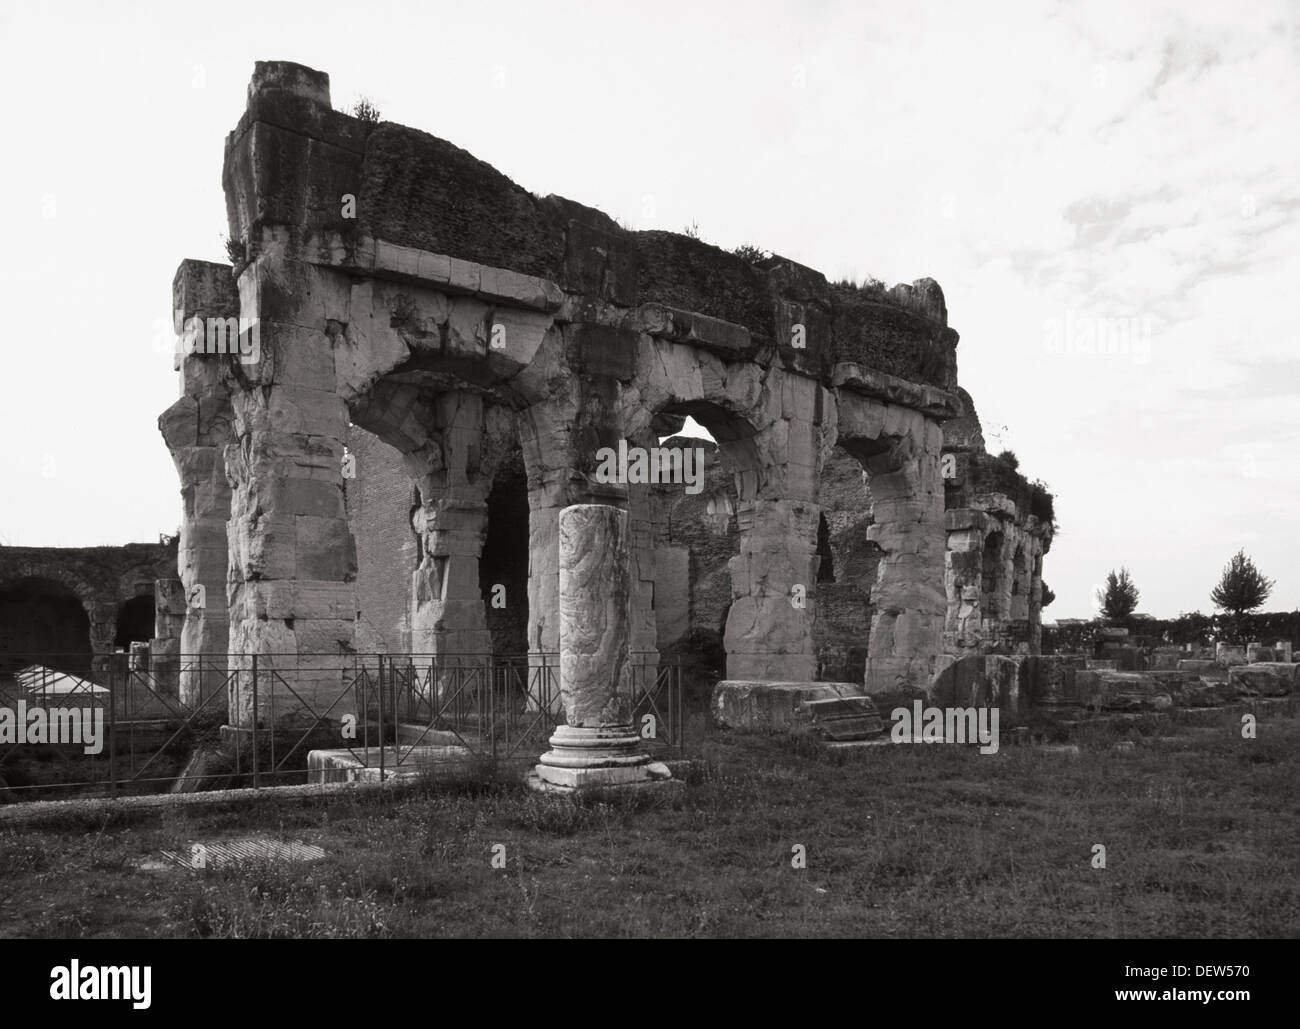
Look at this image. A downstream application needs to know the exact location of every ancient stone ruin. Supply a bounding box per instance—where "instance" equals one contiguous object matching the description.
[0,543,176,677]
[5,60,1292,793]
[152,60,1059,743]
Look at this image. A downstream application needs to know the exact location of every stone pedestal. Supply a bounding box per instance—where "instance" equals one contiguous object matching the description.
[529,504,674,793]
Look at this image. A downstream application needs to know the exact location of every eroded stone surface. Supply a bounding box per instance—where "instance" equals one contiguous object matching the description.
[1229,662,1298,697]
[1075,670,1173,712]
[711,680,882,739]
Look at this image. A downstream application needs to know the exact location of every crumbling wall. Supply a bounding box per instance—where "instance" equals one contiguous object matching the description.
[941,389,1054,662]
[0,543,175,676]
[161,60,992,724]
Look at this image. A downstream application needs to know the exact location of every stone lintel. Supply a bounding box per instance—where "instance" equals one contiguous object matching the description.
[831,363,958,419]
[349,236,566,312]
[623,303,753,354]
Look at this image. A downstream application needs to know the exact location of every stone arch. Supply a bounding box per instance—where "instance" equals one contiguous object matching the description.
[347,372,522,666]
[629,386,819,682]
[0,576,94,674]
[632,404,757,693]
[831,390,947,694]
[812,445,878,683]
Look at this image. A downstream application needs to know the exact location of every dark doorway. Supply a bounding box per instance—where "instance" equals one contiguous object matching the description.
[0,577,92,674]
[481,454,529,657]
[114,594,156,649]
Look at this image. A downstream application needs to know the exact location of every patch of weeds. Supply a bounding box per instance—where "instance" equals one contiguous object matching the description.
[223,235,245,265]
[352,96,381,123]
[172,856,390,939]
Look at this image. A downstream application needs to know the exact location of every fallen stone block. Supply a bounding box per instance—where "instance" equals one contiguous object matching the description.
[307,744,474,784]
[928,654,1025,715]
[1075,671,1172,712]
[1021,654,1088,708]
[1229,662,1299,698]
[1147,670,1235,707]
[711,680,883,740]
[1216,644,1248,667]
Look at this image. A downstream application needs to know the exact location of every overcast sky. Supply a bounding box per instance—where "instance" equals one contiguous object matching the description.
[0,0,1296,619]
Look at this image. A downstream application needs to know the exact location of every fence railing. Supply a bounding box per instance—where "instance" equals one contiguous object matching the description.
[0,651,686,802]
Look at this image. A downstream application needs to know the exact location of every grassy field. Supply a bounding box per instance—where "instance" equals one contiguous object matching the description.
[1,705,1297,938]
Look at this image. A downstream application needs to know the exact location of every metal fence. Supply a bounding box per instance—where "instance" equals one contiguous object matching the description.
[0,651,686,802]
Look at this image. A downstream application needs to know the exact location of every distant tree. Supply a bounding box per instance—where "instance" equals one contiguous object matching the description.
[1040,581,1056,609]
[1211,550,1274,642]
[683,219,700,239]
[1096,567,1140,623]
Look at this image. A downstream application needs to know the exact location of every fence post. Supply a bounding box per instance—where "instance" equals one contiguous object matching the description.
[107,655,117,797]
[251,654,260,790]
[378,654,386,782]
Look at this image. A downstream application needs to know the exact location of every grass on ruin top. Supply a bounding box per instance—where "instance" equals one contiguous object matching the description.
[0,707,1297,939]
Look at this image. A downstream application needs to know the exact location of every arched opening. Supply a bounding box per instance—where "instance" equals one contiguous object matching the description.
[113,595,155,649]
[813,446,879,683]
[0,577,92,675]
[648,400,761,708]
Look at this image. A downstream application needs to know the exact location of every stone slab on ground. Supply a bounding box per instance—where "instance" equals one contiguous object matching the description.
[1146,670,1237,707]
[140,835,325,872]
[1074,670,1173,712]
[395,722,483,748]
[524,764,684,795]
[1229,662,1298,697]
[307,744,474,784]
[711,680,884,740]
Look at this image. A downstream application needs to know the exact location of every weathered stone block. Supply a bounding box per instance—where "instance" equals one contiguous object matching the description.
[1146,671,1236,707]
[1229,662,1298,697]
[711,680,871,733]
[929,654,1025,714]
[1075,671,1172,711]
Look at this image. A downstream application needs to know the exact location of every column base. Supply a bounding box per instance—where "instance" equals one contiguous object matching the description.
[529,723,676,793]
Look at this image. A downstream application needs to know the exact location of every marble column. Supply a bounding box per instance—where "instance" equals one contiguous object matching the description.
[530,504,673,791]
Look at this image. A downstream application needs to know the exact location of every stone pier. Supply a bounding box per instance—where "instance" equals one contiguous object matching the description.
[529,505,674,792]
